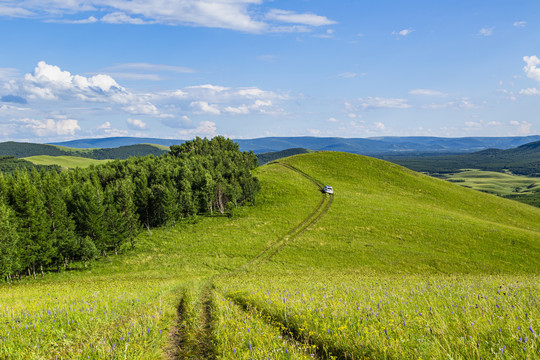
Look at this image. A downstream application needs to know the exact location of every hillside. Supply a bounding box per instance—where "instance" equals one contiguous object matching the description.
[24,155,111,169]
[385,140,540,176]
[255,147,311,165]
[261,152,540,273]
[2,151,539,359]
[0,141,168,160]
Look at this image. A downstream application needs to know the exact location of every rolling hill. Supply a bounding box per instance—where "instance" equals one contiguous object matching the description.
[23,155,111,169]
[2,151,539,359]
[0,141,168,160]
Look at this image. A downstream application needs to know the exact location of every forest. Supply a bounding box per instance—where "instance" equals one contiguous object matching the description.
[0,137,259,282]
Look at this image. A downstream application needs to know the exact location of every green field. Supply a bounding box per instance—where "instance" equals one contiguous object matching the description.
[1,152,539,359]
[24,155,112,169]
[442,170,540,196]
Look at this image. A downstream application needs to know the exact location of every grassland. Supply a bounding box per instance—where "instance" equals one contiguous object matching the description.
[1,152,539,359]
[24,155,112,169]
[442,170,540,195]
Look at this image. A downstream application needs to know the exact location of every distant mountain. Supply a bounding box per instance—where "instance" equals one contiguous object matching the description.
[384,140,540,176]
[50,135,540,154]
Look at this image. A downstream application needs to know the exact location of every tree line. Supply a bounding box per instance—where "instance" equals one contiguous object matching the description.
[0,137,260,282]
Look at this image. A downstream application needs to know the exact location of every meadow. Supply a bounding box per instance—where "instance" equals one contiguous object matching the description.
[1,152,540,359]
[442,170,540,196]
[23,155,111,169]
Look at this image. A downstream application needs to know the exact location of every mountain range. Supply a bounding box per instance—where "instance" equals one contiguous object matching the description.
[50,135,540,155]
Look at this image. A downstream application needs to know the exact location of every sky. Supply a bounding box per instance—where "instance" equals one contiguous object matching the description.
[1,0,540,142]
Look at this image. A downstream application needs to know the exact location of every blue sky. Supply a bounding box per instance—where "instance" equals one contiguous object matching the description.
[1,0,540,142]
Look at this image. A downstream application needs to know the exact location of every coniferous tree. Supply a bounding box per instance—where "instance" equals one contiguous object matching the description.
[0,201,19,282]
[11,171,53,278]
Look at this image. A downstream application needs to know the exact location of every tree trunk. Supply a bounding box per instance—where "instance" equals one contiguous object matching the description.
[40,265,44,277]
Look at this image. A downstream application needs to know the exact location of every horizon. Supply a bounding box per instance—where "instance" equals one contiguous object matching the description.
[1,1,540,142]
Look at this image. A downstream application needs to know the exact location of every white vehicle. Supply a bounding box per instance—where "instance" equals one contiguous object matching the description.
[323,185,333,194]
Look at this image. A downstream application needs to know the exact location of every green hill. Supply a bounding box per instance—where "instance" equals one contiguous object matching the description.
[255,147,311,165]
[384,140,540,176]
[2,151,539,359]
[23,155,111,169]
[266,152,540,273]
[0,141,168,160]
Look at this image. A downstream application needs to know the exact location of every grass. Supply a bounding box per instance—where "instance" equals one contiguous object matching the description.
[442,170,540,196]
[1,151,540,359]
[23,155,111,169]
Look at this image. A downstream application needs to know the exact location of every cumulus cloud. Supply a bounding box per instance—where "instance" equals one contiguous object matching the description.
[126,118,147,130]
[21,61,128,102]
[178,120,217,138]
[190,101,221,115]
[15,118,81,136]
[374,122,386,130]
[514,21,527,27]
[478,27,494,36]
[101,12,150,24]
[393,28,413,37]
[358,97,411,110]
[161,115,192,129]
[523,55,540,82]
[510,120,532,135]
[520,88,540,95]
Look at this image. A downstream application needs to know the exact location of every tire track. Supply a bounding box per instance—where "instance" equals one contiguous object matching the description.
[230,162,333,273]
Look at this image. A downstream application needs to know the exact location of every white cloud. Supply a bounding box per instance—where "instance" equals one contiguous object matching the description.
[465,121,482,128]
[190,101,221,115]
[46,16,98,24]
[0,1,329,33]
[178,120,217,138]
[101,12,151,24]
[15,118,80,136]
[225,105,250,115]
[314,29,335,38]
[393,28,413,36]
[523,55,540,82]
[327,117,339,123]
[126,118,147,130]
[266,9,336,26]
[409,89,447,96]
[478,27,494,36]
[0,4,33,17]
[161,115,192,129]
[510,120,532,135]
[520,88,540,95]
[0,67,19,79]
[21,61,127,101]
[374,122,386,130]
[97,122,112,130]
[358,97,411,110]
[514,21,527,27]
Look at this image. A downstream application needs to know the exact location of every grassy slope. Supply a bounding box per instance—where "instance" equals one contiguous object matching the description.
[26,151,540,280]
[267,152,540,274]
[24,155,111,168]
[443,169,540,196]
[2,152,540,359]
